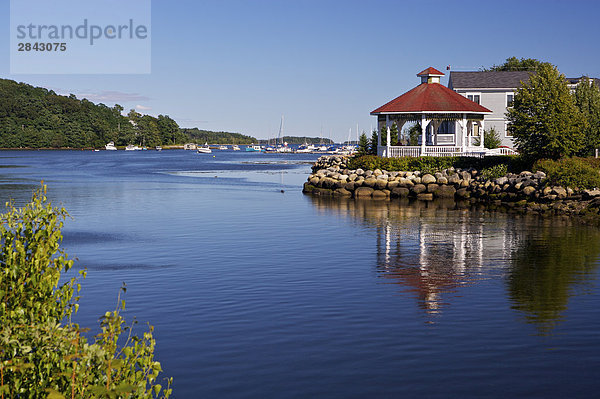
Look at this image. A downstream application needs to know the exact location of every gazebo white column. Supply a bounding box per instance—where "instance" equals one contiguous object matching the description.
[420,115,427,154]
[480,120,485,150]
[386,127,391,157]
[461,113,467,152]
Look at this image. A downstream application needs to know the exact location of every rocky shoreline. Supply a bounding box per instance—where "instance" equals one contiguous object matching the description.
[303,155,600,222]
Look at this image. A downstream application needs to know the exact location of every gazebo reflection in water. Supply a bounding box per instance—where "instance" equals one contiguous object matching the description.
[308,196,519,315]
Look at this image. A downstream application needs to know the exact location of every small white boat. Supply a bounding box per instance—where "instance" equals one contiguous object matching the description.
[125,144,140,151]
[276,144,293,153]
[156,146,162,151]
[232,145,241,151]
[197,143,212,153]
[219,145,228,150]
[105,141,117,151]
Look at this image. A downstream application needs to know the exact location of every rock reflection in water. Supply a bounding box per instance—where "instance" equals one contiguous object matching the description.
[308,196,600,331]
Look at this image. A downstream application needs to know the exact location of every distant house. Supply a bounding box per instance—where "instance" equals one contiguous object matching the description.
[448,71,600,148]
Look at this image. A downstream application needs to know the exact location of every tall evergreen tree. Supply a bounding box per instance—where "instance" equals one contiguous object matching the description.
[357,132,369,155]
[574,77,600,156]
[369,130,378,155]
[507,64,586,160]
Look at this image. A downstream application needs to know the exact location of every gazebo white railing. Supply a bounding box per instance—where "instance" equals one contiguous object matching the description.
[381,145,485,158]
[380,144,518,158]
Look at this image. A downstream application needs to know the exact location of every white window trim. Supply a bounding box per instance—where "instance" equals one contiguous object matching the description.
[506,92,515,108]
[465,92,482,105]
[504,121,512,137]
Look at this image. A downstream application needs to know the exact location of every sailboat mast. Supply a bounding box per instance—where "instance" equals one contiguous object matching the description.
[278,115,284,146]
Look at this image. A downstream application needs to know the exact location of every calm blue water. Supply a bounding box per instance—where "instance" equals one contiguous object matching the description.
[1,150,600,398]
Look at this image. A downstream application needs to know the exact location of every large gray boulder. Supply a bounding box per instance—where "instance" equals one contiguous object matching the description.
[421,174,436,184]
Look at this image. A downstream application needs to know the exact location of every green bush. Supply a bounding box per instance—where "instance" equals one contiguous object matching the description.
[481,163,508,179]
[0,186,172,398]
[348,155,529,174]
[534,157,600,189]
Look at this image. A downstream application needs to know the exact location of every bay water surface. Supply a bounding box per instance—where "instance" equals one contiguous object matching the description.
[1,150,599,398]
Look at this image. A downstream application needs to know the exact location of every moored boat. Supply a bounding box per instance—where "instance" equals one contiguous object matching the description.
[105,141,117,151]
[125,144,141,151]
[197,143,212,153]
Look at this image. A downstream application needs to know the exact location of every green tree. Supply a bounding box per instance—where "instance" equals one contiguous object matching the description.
[357,132,369,155]
[379,124,398,146]
[157,115,184,145]
[369,129,378,155]
[574,77,600,156]
[507,63,586,160]
[408,123,421,146]
[138,115,161,147]
[485,57,548,72]
[474,127,502,149]
[390,122,398,146]
[0,186,172,398]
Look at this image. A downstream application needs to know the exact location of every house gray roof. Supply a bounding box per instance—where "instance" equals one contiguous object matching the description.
[449,71,600,90]
[449,71,533,89]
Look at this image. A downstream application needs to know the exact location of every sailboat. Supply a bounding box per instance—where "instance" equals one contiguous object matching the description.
[275,115,292,153]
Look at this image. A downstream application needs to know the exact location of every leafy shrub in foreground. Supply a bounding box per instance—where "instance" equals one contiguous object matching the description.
[533,157,600,189]
[0,186,172,398]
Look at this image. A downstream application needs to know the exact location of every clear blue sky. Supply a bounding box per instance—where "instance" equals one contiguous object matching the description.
[2,0,600,142]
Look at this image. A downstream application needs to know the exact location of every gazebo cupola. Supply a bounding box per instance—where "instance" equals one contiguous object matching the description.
[417,67,445,84]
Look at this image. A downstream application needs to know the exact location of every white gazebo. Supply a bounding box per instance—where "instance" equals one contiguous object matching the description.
[371,67,494,157]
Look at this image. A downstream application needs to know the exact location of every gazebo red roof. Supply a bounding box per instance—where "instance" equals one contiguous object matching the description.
[371,82,492,114]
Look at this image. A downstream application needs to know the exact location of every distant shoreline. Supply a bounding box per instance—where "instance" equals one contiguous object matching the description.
[0,145,186,151]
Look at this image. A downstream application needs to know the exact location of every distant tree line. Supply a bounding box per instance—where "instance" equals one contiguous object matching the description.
[181,128,257,144]
[0,78,188,148]
[0,78,255,148]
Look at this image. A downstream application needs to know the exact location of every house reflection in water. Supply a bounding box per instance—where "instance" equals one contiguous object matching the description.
[374,200,514,314]
[307,196,600,331]
[309,197,514,314]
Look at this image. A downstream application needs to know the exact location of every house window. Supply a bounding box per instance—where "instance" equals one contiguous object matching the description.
[505,122,512,137]
[466,93,480,104]
[506,93,514,107]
